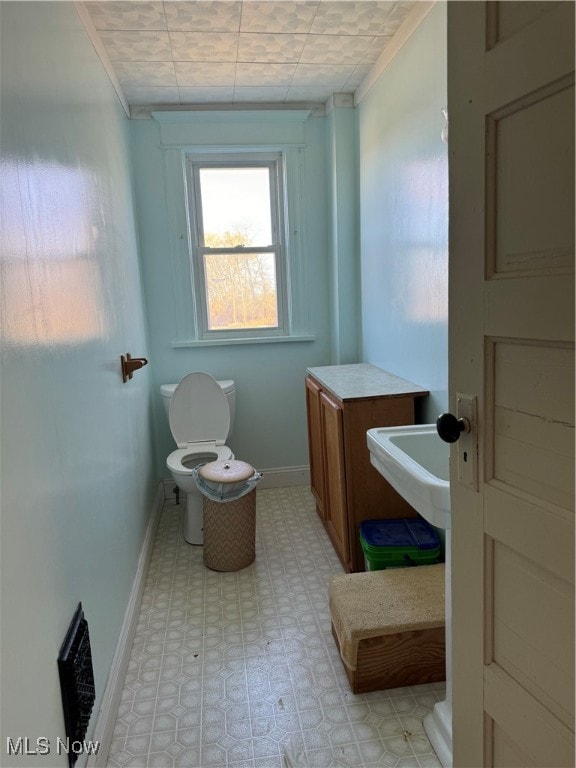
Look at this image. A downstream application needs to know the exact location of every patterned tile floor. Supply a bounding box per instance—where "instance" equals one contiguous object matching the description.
[108,486,444,768]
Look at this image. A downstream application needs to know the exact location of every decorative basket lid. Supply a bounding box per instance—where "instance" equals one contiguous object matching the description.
[199,459,254,484]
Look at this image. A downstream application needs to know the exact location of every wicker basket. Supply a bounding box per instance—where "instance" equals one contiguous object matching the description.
[199,460,258,572]
[203,489,256,571]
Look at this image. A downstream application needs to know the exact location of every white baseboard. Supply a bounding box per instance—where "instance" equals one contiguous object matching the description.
[88,482,164,767]
[163,466,310,496]
[258,466,310,489]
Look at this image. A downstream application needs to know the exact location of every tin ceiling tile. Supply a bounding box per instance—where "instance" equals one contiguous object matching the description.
[80,0,421,107]
[238,32,307,64]
[98,30,172,61]
[169,31,239,62]
[175,61,237,87]
[233,86,290,102]
[178,86,236,102]
[115,61,177,87]
[164,1,242,32]
[300,34,377,65]
[310,1,398,36]
[239,1,319,34]
[86,1,166,31]
[235,62,297,87]
[291,63,356,87]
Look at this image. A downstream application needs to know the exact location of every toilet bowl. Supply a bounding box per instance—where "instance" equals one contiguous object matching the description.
[162,372,235,545]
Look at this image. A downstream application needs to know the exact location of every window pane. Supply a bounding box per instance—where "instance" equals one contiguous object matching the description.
[204,252,279,330]
[199,167,272,247]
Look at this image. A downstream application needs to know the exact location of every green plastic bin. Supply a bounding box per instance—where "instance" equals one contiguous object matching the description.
[360,518,441,570]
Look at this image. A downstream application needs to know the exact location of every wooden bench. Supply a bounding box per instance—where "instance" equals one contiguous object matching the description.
[328,563,446,694]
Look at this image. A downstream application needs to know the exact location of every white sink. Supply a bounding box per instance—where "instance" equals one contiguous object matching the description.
[367,424,451,529]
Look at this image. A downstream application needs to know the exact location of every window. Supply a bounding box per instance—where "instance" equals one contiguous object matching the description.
[155,111,314,348]
[185,153,287,340]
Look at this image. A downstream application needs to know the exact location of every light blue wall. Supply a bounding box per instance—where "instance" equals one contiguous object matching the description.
[0,2,156,761]
[358,3,448,421]
[130,112,333,477]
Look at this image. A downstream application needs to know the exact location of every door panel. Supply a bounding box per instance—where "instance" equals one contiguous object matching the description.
[489,340,574,508]
[492,541,574,723]
[449,2,574,765]
[489,1,552,44]
[491,723,535,768]
[488,82,574,275]
[485,665,574,767]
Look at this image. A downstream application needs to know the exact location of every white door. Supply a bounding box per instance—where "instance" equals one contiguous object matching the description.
[448,2,574,766]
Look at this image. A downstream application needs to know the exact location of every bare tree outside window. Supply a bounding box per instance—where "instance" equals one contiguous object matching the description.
[203,222,278,330]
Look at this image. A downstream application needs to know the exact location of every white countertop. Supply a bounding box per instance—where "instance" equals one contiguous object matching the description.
[307,363,428,402]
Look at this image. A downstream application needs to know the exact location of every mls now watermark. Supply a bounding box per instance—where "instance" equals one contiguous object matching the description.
[6,737,100,757]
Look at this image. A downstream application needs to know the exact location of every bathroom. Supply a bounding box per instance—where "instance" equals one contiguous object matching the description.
[1,2,573,767]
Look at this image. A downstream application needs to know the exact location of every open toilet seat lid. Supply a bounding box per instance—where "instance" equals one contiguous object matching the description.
[169,372,230,448]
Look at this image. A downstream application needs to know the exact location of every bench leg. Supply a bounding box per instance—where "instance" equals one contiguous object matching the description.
[332,622,446,694]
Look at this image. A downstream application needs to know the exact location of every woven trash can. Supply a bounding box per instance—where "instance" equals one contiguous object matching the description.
[195,459,262,572]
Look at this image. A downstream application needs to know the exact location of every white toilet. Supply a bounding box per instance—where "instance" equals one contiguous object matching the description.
[161,372,236,545]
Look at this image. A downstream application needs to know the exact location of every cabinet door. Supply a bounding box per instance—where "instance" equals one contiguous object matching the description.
[305,376,325,516]
[344,396,418,571]
[320,391,350,568]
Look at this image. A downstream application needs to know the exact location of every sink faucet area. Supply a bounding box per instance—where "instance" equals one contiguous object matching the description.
[366,424,451,529]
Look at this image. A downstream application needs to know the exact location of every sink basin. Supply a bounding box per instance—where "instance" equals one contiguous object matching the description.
[367,424,451,529]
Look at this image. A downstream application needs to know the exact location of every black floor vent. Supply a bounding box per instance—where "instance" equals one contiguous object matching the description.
[58,603,96,767]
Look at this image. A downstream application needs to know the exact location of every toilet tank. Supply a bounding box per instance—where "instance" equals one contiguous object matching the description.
[160,379,236,438]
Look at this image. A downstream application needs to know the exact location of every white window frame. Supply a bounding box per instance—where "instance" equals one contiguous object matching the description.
[185,151,288,341]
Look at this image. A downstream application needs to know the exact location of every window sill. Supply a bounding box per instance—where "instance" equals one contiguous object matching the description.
[172,334,316,348]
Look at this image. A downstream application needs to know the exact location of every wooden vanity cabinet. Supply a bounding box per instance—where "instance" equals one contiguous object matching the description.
[305,369,428,573]
[319,390,350,566]
[305,378,349,562]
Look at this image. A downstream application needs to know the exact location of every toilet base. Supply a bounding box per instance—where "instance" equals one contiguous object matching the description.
[183,491,204,545]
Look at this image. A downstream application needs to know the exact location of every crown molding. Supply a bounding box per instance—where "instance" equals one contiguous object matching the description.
[355,1,437,106]
[325,93,355,113]
[74,1,130,118]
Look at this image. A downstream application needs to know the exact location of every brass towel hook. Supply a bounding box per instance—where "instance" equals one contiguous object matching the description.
[121,353,148,383]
